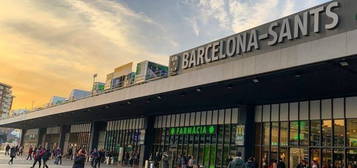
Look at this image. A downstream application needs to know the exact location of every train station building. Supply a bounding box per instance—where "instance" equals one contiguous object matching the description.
[1,0,357,167]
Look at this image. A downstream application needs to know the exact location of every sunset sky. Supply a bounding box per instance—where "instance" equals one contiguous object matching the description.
[0,0,329,110]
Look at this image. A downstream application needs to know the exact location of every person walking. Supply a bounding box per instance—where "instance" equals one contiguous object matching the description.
[97,149,105,168]
[277,159,286,168]
[90,148,99,168]
[228,152,246,168]
[42,148,51,168]
[18,146,24,156]
[8,146,16,165]
[54,147,62,165]
[73,149,87,168]
[31,146,45,168]
[161,153,169,168]
[246,156,257,168]
[5,144,10,156]
[27,145,34,160]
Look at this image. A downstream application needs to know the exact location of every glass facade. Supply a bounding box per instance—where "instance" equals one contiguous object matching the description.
[255,97,357,168]
[68,124,91,153]
[104,118,144,165]
[152,108,243,168]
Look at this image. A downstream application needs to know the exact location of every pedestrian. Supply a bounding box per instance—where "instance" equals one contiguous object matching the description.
[277,159,286,168]
[27,145,34,160]
[73,149,87,168]
[311,160,319,168]
[5,144,10,156]
[228,152,246,168]
[8,146,16,165]
[19,146,24,156]
[296,160,308,168]
[90,148,99,168]
[54,147,62,165]
[97,149,105,168]
[269,160,277,168]
[42,148,51,168]
[162,153,169,168]
[31,146,45,168]
[246,156,257,168]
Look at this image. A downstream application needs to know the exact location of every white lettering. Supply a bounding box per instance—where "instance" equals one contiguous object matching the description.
[268,22,279,46]
[310,6,325,33]
[325,2,339,30]
[279,18,293,43]
[294,12,309,39]
[211,42,220,62]
[247,30,259,52]
[182,52,189,69]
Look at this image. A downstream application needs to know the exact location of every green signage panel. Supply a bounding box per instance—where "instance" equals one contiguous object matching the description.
[169,126,216,135]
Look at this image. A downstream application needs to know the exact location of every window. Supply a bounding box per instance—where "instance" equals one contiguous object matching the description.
[280,122,289,146]
[334,149,344,168]
[310,149,320,165]
[334,120,345,146]
[271,122,279,146]
[263,123,270,146]
[322,149,332,168]
[290,121,299,146]
[310,120,321,146]
[300,121,309,146]
[347,149,357,168]
[322,120,332,146]
[347,119,357,147]
[255,123,262,146]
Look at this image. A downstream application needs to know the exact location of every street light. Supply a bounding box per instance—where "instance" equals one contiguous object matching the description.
[92,73,97,95]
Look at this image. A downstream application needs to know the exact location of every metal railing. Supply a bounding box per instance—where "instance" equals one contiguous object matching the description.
[1,71,169,120]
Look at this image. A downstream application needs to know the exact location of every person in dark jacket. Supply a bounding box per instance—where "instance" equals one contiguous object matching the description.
[73,149,87,168]
[5,144,10,156]
[8,146,16,165]
[246,156,257,168]
[42,148,51,168]
[91,148,99,168]
[97,149,105,168]
[277,159,286,168]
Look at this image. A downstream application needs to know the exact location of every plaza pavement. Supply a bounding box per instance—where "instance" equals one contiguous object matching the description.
[0,152,122,168]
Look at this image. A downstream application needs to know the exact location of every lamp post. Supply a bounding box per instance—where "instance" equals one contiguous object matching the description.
[92,74,97,95]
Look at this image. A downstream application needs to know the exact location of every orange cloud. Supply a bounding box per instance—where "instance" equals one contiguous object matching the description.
[0,0,170,110]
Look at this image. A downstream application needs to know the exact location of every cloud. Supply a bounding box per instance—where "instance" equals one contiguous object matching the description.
[183,0,330,33]
[0,0,174,109]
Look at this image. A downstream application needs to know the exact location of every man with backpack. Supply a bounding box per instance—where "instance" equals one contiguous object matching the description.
[31,146,45,168]
[228,152,246,168]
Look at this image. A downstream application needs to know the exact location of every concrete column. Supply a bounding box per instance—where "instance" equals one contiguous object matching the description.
[89,121,107,152]
[20,129,26,146]
[239,105,256,160]
[58,125,70,151]
[139,116,155,167]
[37,128,46,147]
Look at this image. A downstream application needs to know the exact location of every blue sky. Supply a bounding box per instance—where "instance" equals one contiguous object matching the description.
[0,0,330,109]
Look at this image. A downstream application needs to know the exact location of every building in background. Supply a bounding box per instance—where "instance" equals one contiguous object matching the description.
[135,60,168,83]
[49,96,66,106]
[10,109,29,117]
[92,82,105,94]
[0,82,13,118]
[105,62,134,90]
[68,89,91,101]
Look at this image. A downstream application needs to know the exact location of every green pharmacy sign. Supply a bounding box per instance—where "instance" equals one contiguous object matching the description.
[169,126,216,135]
